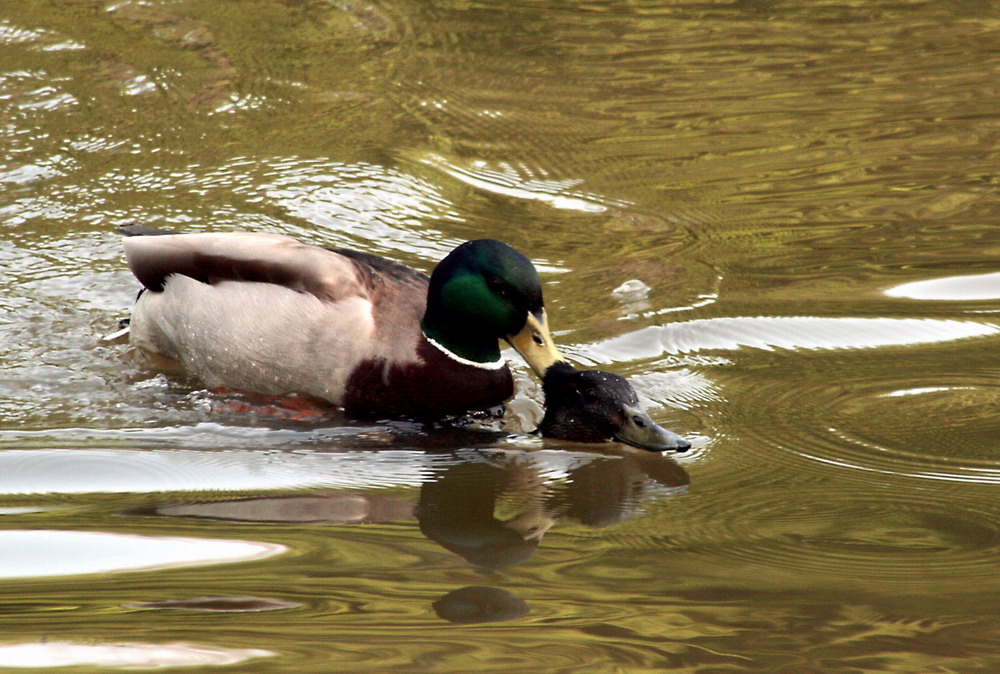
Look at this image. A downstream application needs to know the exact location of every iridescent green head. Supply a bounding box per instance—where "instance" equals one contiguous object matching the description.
[422,239,564,373]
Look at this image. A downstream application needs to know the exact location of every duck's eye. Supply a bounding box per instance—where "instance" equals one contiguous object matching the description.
[487,277,510,298]
[632,415,646,428]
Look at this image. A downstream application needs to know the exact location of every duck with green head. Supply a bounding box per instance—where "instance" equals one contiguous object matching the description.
[120,226,565,418]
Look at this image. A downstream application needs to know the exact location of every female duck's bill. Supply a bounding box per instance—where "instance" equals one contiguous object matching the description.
[537,362,690,452]
[119,226,566,419]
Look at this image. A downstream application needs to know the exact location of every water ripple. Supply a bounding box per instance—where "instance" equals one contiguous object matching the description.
[728,356,1000,486]
[652,488,1000,587]
[414,152,628,214]
[810,381,1000,485]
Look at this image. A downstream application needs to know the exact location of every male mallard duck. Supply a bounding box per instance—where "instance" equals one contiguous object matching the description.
[538,362,690,452]
[119,225,565,418]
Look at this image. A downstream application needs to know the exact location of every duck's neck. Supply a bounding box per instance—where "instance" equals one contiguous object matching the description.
[421,313,504,369]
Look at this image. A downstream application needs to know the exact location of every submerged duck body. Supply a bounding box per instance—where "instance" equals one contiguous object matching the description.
[120,226,564,418]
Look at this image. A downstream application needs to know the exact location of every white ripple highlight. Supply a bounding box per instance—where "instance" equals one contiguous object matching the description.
[582,316,999,362]
[0,641,273,668]
[0,449,432,495]
[886,271,1000,300]
[0,530,286,579]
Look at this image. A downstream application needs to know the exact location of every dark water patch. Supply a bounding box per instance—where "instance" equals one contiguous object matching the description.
[125,596,301,613]
[138,493,417,526]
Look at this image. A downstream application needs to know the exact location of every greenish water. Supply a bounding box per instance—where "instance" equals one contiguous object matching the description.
[2,0,1000,670]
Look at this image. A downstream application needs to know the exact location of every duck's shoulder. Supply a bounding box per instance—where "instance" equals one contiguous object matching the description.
[330,248,429,286]
[329,247,429,304]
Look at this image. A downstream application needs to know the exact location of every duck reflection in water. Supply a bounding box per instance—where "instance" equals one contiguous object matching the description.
[417,445,687,622]
[131,444,688,623]
[432,586,529,625]
[417,447,688,571]
[133,445,689,570]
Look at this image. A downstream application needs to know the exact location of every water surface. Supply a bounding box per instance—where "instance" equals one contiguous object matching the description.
[2,0,1000,670]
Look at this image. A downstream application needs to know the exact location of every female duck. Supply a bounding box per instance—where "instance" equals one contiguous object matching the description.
[120,226,565,418]
[538,362,690,452]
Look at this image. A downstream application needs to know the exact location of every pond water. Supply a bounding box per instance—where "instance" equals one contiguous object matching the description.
[2,0,1000,670]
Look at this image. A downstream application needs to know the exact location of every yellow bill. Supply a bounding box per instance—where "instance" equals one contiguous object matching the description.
[506,309,566,378]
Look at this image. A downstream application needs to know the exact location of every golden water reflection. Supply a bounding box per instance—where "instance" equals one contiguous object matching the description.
[4,0,1000,668]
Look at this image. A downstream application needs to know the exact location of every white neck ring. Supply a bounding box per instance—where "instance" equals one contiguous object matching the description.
[425,334,505,371]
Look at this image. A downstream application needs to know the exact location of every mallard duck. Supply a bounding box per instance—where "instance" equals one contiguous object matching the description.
[538,362,690,452]
[119,225,565,418]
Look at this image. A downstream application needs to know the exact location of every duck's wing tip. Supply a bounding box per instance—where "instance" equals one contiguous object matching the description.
[101,324,131,342]
[118,224,179,237]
